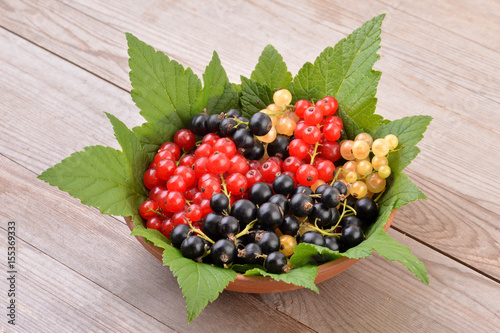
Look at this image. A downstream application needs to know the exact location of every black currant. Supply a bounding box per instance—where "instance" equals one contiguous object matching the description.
[268,194,290,215]
[291,185,313,196]
[264,251,289,274]
[257,231,280,254]
[257,202,283,230]
[219,117,238,137]
[330,208,340,228]
[202,213,223,241]
[309,203,334,228]
[289,193,314,217]
[248,182,273,205]
[170,224,191,249]
[207,114,223,133]
[236,116,249,129]
[340,215,364,229]
[315,184,331,196]
[301,231,326,247]
[355,197,379,225]
[345,195,358,208]
[180,236,205,260]
[189,114,209,136]
[249,113,273,136]
[241,139,265,160]
[267,136,290,159]
[332,181,348,197]
[210,193,229,213]
[226,108,242,118]
[272,174,295,196]
[211,239,237,267]
[324,236,342,252]
[341,225,364,250]
[232,129,254,149]
[321,186,341,208]
[218,216,240,238]
[230,199,257,228]
[279,216,300,236]
[241,243,264,265]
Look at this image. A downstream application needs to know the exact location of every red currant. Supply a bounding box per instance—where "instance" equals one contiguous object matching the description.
[160,219,175,238]
[192,192,205,205]
[159,142,181,160]
[167,175,187,193]
[200,178,221,199]
[315,160,335,182]
[146,216,163,230]
[155,159,177,180]
[164,191,185,213]
[294,120,308,139]
[319,140,341,162]
[194,157,209,178]
[148,185,167,201]
[296,164,319,186]
[139,200,160,220]
[202,133,220,146]
[185,186,200,201]
[304,106,323,125]
[294,100,311,118]
[323,123,342,142]
[282,171,297,186]
[213,138,236,157]
[226,173,248,195]
[325,115,343,128]
[248,160,261,170]
[171,211,188,226]
[154,150,175,165]
[283,156,304,173]
[267,157,283,170]
[245,169,264,188]
[143,168,164,190]
[302,126,322,144]
[200,199,213,217]
[174,129,196,151]
[194,143,213,159]
[316,96,338,116]
[174,166,196,188]
[289,139,309,160]
[207,152,230,174]
[185,204,202,222]
[178,153,196,167]
[228,155,249,174]
[260,160,281,182]
[198,173,218,187]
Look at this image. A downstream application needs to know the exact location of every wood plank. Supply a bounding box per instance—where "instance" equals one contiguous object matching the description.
[0,226,175,332]
[1,4,499,279]
[0,155,315,332]
[256,228,500,332]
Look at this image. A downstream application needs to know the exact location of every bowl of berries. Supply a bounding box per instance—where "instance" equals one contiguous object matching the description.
[130,87,400,293]
[39,15,431,322]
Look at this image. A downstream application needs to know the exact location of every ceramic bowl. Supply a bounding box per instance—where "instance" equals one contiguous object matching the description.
[125,210,396,293]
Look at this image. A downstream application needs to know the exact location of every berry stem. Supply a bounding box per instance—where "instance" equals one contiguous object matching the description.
[309,142,321,165]
[373,189,386,203]
[219,174,231,198]
[232,117,249,126]
[330,168,342,185]
[186,218,215,244]
[148,207,168,218]
[233,219,258,241]
[309,218,339,237]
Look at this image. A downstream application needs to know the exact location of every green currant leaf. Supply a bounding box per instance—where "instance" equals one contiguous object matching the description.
[290,243,343,267]
[345,229,429,284]
[240,76,274,118]
[251,44,293,91]
[126,33,202,130]
[38,145,147,225]
[193,51,239,115]
[289,14,386,133]
[130,225,171,246]
[337,107,364,140]
[374,115,433,174]
[244,266,319,293]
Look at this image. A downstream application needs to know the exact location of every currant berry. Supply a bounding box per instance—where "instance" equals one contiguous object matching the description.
[322,123,342,142]
[289,193,314,217]
[207,114,223,133]
[211,239,237,267]
[256,126,277,143]
[301,231,325,247]
[143,168,164,190]
[316,96,338,116]
[315,160,335,182]
[273,89,292,107]
[249,113,273,136]
[202,132,220,146]
[275,117,296,136]
[296,164,319,186]
[241,139,265,160]
[372,139,390,157]
[267,136,290,159]
[226,108,242,119]
[174,129,196,151]
[213,137,237,157]
[309,203,334,228]
[294,100,311,118]
[341,225,364,250]
[199,178,222,199]
[207,152,230,174]
[210,193,229,213]
[245,169,265,188]
[202,213,223,241]
[178,154,196,167]
[324,236,342,251]
[268,194,290,215]
[170,224,191,248]
[332,181,348,196]
[279,216,300,236]
[230,199,257,227]
[319,140,341,162]
[154,149,175,164]
[355,197,379,225]
[302,126,322,144]
[384,134,399,149]
[167,175,187,193]
[218,216,240,238]
[257,202,284,230]
[139,200,160,220]
[226,173,248,195]
[260,160,281,182]
[160,219,175,238]
[355,132,373,146]
[189,114,209,136]
[265,251,289,274]
[219,117,238,137]
[272,174,295,196]
[291,185,313,196]
[146,216,163,231]
[321,186,341,208]
[289,139,309,160]
[181,236,206,260]
[248,182,274,206]
[242,243,264,265]
[194,143,213,159]
[232,129,254,149]
[279,235,297,257]
[257,231,280,254]
[228,154,249,175]
[352,140,371,160]
[304,106,323,125]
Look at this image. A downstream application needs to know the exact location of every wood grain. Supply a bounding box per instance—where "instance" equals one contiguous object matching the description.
[0,227,175,332]
[1,0,499,278]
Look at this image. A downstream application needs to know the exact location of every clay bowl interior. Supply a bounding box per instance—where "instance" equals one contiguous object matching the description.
[125,210,396,293]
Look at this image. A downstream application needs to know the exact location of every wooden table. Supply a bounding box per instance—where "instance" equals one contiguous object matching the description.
[1,1,499,331]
